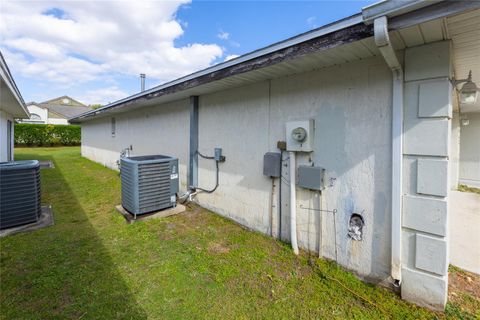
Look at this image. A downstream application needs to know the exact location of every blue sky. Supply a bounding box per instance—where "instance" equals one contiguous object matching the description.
[1,1,375,105]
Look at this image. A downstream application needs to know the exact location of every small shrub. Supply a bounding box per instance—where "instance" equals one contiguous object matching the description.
[14,123,81,146]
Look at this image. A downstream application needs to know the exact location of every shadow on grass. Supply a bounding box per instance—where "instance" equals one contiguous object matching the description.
[1,149,147,319]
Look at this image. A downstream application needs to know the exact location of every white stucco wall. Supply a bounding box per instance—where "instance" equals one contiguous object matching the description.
[450,112,461,189]
[459,113,480,187]
[197,58,393,281]
[81,56,394,282]
[0,110,14,162]
[82,99,190,190]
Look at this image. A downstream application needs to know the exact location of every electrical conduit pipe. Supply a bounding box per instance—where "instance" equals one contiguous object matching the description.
[289,151,299,255]
[374,16,403,285]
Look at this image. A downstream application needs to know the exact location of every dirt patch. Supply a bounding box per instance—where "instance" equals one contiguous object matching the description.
[208,242,230,254]
[448,267,480,316]
[266,253,312,281]
[449,268,480,299]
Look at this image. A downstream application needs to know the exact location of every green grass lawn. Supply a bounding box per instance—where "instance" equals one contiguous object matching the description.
[0,147,474,319]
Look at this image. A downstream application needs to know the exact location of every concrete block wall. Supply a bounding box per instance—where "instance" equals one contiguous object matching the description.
[401,41,452,310]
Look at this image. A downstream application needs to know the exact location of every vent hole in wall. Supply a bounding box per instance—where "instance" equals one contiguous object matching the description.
[348,213,364,241]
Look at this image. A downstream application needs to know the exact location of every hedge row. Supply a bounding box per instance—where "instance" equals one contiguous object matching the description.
[14,123,81,146]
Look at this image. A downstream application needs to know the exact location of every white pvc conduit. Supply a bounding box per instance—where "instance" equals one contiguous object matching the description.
[289,151,299,255]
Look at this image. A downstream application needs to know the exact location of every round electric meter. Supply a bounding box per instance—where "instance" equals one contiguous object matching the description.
[291,127,307,142]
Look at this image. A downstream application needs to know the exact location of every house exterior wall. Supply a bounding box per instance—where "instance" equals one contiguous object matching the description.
[81,56,394,282]
[80,45,457,309]
[459,113,480,187]
[450,112,461,189]
[0,110,14,162]
[81,99,190,190]
[197,58,393,282]
[22,105,70,125]
[24,105,48,124]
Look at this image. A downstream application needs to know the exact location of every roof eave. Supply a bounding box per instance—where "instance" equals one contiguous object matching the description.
[70,0,480,124]
[362,0,442,24]
[70,14,370,123]
[0,52,29,118]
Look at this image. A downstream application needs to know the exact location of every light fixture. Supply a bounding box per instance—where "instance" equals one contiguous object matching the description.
[461,117,470,126]
[453,71,479,105]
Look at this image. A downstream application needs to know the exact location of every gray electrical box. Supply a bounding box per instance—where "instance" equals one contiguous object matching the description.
[298,165,325,190]
[263,152,281,177]
[214,148,223,161]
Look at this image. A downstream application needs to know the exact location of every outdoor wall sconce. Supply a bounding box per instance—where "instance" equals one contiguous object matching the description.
[453,70,479,105]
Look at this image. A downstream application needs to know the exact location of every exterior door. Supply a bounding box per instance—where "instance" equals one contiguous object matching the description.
[7,120,12,161]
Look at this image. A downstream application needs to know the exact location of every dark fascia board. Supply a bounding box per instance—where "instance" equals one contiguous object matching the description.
[70,14,371,123]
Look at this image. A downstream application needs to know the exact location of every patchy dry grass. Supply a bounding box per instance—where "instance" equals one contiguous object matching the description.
[1,147,477,319]
[447,265,480,319]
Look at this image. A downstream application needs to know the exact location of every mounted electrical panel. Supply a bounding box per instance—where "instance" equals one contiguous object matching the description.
[298,165,325,190]
[263,152,281,178]
[286,119,314,152]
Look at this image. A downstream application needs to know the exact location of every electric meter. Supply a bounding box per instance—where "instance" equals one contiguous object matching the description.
[291,127,307,142]
[285,119,314,152]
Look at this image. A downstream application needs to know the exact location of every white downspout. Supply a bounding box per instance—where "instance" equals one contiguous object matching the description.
[289,151,299,255]
[374,16,403,285]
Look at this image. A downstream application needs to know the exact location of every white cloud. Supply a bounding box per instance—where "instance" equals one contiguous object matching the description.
[0,0,223,86]
[78,86,129,105]
[217,30,229,40]
[224,54,240,61]
[307,16,317,28]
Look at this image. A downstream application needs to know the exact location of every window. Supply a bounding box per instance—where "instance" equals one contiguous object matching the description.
[111,117,116,137]
[30,113,41,120]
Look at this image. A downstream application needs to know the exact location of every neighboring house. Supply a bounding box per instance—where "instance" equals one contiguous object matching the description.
[21,96,91,125]
[71,0,480,311]
[0,51,29,162]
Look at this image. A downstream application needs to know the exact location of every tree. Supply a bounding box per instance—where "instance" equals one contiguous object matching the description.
[89,104,103,110]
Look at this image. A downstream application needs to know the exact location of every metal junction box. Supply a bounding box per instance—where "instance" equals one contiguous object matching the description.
[298,165,325,191]
[263,152,282,178]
